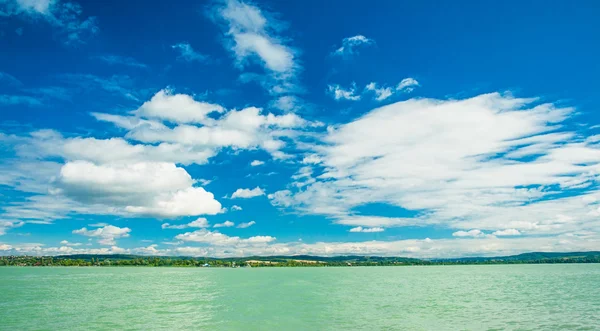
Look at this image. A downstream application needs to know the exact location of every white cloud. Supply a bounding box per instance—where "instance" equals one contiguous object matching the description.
[0,244,13,250]
[214,220,235,228]
[73,225,131,245]
[493,229,521,236]
[328,84,360,101]
[175,229,275,246]
[172,43,207,62]
[365,78,420,101]
[397,78,419,92]
[134,89,224,124]
[133,244,159,255]
[89,222,109,227]
[250,160,264,166]
[270,93,600,239]
[349,226,385,233]
[5,232,599,258]
[237,221,256,228]
[271,95,300,112]
[162,217,210,229]
[188,218,210,228]
[231,205,243,211]
[0,88,317,224]
[59,240,82,246]
[302,154,322,164]
[217,0,295,76]
[333,35,374,56]
[54,161,222,218]
[231,186,265,199]
[0,220,24,236]
[365,82,393,101]
[1,0,99,44]
[95,104,312,160]
[453,229,485,238]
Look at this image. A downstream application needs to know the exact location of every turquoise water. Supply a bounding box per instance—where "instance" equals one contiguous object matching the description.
[1,265,599,330]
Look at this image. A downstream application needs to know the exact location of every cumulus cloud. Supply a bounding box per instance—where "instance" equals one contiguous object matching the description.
[250,160,264,166]
[134,89,224,124]
[54,161,222,218]
[73,225,131,245]
[133,244,159,255]
[231,186,265,199]
[93,99,313,160]
[328,83,360,101]
[175,229,275,246]
[237,221,255,228]
[0,0,99,44]
[332,35,374,56]
[231,205,243,211]
[349,226,385,233]
[214,221,235,228]
[0,86,317,224]
[162,218,210,229]
[172,43,207,62]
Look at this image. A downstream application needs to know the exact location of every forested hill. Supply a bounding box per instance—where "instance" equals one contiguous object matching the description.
[2,251,600,266]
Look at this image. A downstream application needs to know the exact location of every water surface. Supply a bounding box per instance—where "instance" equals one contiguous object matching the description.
[1,264,599,330]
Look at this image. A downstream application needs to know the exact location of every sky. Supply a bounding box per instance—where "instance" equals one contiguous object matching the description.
[1,0,600,258]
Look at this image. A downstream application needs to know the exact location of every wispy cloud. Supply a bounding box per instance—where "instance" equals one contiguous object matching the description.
[0,0,99,44]
[0,94,42,106]
[213,220,235,228]
[237,221,255,228]
[365,78,420,101]
[212,0,301,98]
[162,218,210,229]
[397,78,419,92]
[269,93,600,241]
[0,71,23,87]
[365,82,393,101]
[349,226,384,233]
[57,73,140,101]
[171,43,208,63]
[92,55,148,68]
[332,35,374,56]
[328,83,360,101]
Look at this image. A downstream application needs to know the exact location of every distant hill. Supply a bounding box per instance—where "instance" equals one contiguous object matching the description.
[55,251,600,264]
[433,251,600,263]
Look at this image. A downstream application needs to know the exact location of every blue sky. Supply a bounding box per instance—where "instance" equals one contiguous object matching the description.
[1,0,599,257]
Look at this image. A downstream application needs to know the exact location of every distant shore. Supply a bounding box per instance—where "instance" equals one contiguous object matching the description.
[2,251,599,267]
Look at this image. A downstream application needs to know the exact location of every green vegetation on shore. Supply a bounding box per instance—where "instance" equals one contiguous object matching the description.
[1,251,599,267]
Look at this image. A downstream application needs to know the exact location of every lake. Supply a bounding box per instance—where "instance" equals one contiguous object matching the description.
[1,264,599,330]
